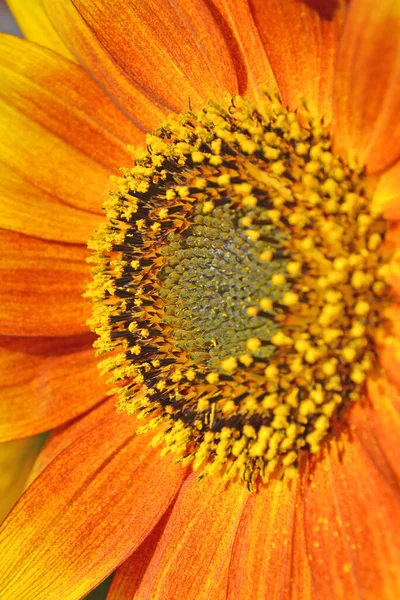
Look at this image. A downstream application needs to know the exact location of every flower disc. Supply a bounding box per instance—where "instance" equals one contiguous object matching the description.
[87,94,391,483]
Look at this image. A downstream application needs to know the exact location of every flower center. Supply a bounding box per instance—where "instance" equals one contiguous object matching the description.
[87,93,390,484]
[159,205,288,367]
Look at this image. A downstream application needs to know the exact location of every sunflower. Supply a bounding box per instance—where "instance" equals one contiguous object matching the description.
[1,0,400,598]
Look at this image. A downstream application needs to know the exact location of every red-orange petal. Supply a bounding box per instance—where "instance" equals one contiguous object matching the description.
[362,373,400,483]
[43,0,237,131]
[0,334,108,442]
[134,472,248,600]
[303,428,400,598]
[0,412,186,600]
[228,474,314,600]
[207,0,276,99]
[0,230,91,337]
[249,0,348,123]
[0,34,142,217]
[106,511,171,600]
[333,0,400,173]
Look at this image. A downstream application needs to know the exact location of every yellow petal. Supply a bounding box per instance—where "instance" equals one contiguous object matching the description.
[6,0,75,61]
[0,435,45,524]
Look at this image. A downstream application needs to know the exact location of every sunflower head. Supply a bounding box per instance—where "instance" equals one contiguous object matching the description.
[87,93,391,484]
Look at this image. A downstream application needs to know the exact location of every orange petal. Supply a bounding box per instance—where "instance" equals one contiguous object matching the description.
[303,428,400,598]
[374,160,400,221]
[0,334,108,442]
[43,0,237,125]
[249,0,347,122]
[27,397,118,485]
[333,0,400,173]
[0,35,142,217]
[0,230,91,337]
[0,163,103,245]
[6,0,75,61]
[207,0,276,99]
[0,435,45,524]
[134,472,248,600]
[0,413,186,600]
[228,474,314,600]
[362,374,400,482]
[106,511,171,600]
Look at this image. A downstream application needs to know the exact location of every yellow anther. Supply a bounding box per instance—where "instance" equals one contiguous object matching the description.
[282,451,297,466]
[322,360,337,376]
[217,173,231,186]
[242,194,258,208]
[209,155,222,166]
[286,261,301,276]
[150,222,161,233]
[176,185,189,198]
[260,250,273,262]
[239,354,254,367]
[158,208,169,219]
[222,400,236,414]
[271,273,286,286]
[191,151,205,163]
[325,289,342,304]
[314,415,329,431]
[294,338,309,353]
[246,306,259,317]
[245,229,261,242]
[323,329,342,344]
[202,200,215,214]
[271,161,286,175]
[243,425,257,439]
[197,398,210,411]
[305,348,320,364]
[296,142,308,156]
[351,368,366,384]
[220,357,238,373]
[342,346,357,362]
[241,216,252,227]
[264,364,279,380]
[234,182,253,195]
[354,301,370,316]
[271,331,293,346]
[333,256,348,271]
[282,291,299,306]
[373,281,385,296]
[262,394,278,409]
[260,297,273,311]
[247,337,262,352]
[206,372,219,384]
[321,151,333,165]
[267,209,281,223]
[350,322,366,338]
[368,233,382,251]
[351,271,366,289]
